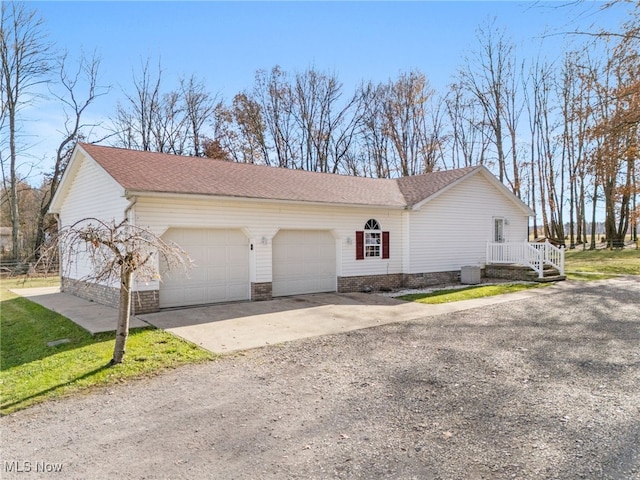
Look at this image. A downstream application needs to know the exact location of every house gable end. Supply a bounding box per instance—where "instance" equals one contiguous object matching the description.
[408,166,534,216]
[50,144,126,215]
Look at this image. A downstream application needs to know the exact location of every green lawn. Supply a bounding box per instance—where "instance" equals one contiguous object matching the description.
[564,248,640,276]
[398,282,548,304]
[0,280,215,415]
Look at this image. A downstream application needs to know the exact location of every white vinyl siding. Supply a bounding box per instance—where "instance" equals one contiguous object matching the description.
[272,230,336,296]
[407,172,529,273]
[134,197,404,290]
[58,155,128,282]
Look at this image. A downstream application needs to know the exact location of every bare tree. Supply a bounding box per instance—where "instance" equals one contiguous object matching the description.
[356,81,391,177]
[291,67,361,173]
[0,1,51,259]
[382,70,435,176]
[444,82,491,169]
[459,19,519,192]
[33,51,108,256]
[254,66,297,168]
[112,58,162,151]
[181,75,218,157]
[39,218,191,364]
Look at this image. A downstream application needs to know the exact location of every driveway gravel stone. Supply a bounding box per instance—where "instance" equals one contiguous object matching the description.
[2,277,639,479]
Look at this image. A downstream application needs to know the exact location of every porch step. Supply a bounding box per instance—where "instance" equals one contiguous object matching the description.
[525,265,564,282]
[533,274,566,283]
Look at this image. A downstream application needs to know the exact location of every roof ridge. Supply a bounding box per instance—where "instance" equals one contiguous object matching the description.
[77,143,479,208]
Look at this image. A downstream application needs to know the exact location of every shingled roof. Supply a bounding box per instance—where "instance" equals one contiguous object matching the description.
[79,143,478,208]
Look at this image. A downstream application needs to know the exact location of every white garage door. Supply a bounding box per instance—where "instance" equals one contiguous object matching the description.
[159,228,250,308]
[272,230,336,297]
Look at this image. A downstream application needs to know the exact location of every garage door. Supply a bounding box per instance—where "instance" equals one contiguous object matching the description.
[159,228,250,308]
[272,230,336,297]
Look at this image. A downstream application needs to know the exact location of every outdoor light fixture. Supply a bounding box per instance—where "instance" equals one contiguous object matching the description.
[346,237,353,245]
[261,236,268,245]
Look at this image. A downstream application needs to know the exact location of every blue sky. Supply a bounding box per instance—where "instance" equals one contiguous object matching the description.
[22,1,626,178]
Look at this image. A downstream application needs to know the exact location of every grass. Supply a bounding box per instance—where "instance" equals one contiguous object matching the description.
[1,275,61,289]
[565,272,617,282]
[0,279,216,415]
[564,248,640,276]
[398,282,548,304]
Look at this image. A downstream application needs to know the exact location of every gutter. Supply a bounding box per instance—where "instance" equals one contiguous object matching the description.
[123,190,408,211]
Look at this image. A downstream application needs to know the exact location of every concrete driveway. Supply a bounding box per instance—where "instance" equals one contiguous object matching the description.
[139,286,571,354]
[140,292,427,353]
[14,283,577,354]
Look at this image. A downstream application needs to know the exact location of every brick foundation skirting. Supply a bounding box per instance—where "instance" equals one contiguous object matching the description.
[61,277,160,314]
[251,282,273,301]
[337,274,403,293]
[65,266,503,311]
[337,270,461,293]
[402,271,461,288]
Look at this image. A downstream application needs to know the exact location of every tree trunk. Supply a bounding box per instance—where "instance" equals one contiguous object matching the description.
[112,268,133,364]
[9,105,20,260]
[590,183,598,250]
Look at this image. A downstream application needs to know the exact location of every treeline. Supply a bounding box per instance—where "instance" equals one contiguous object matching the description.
[1,2,638,262]
[110,16,639,249]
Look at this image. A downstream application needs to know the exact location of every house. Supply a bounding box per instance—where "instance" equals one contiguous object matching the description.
[49,143,535,313]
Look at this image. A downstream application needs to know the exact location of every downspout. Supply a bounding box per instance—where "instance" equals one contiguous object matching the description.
[52,213,62,289]
[124,196,138,223]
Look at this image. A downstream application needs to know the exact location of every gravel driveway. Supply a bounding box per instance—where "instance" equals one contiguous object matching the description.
[2,277,639,479]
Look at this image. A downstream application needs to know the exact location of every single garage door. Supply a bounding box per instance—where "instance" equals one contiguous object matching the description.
[159,228,250,308]
[272,230,336,297]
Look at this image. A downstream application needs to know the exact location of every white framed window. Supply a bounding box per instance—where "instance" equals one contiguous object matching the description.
[364,219,381,258]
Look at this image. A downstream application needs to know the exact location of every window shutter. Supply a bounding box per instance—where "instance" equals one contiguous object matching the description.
[355,231,364,260]
[382,231,390,259]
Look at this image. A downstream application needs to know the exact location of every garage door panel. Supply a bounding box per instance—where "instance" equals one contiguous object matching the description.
[272,230,336,297]
[228,245,249,262]
[228,269,248,282]
[160,228,250,308]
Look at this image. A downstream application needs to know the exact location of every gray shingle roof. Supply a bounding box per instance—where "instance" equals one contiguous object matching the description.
[80,143,477,208]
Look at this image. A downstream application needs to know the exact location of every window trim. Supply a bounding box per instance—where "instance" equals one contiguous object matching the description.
[356,219,389,260]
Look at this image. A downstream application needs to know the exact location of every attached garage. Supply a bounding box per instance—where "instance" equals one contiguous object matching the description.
[272,230,336,297]
[159,228,250,308]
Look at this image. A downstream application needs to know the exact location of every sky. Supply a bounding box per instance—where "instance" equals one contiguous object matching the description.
[19,1,629,181]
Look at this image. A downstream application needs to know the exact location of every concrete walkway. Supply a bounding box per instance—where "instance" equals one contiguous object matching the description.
[11,281,579,353]
[9,287,150,334]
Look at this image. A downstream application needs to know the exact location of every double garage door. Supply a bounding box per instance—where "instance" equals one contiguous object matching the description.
[159,228,336,308]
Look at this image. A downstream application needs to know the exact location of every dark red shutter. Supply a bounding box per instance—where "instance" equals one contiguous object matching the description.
[355,231,364,260]
[382,231,390,259]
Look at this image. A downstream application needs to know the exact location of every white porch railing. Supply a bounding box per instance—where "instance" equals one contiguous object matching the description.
[486,240,565,278]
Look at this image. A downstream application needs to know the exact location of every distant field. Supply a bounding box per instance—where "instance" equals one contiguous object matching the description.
[529,234,637,248]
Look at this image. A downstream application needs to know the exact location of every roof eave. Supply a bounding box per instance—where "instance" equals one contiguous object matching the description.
[123,189,407,210]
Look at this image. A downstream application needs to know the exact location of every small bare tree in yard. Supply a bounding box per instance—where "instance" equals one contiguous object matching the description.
[40,218,190,365]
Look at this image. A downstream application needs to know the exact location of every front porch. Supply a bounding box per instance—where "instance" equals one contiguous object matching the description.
[486,240,566,282]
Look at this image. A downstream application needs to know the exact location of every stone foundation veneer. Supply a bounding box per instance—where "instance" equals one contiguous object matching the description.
[251,282,273,301]
[484,264,532,281]
[62,277,160,314]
